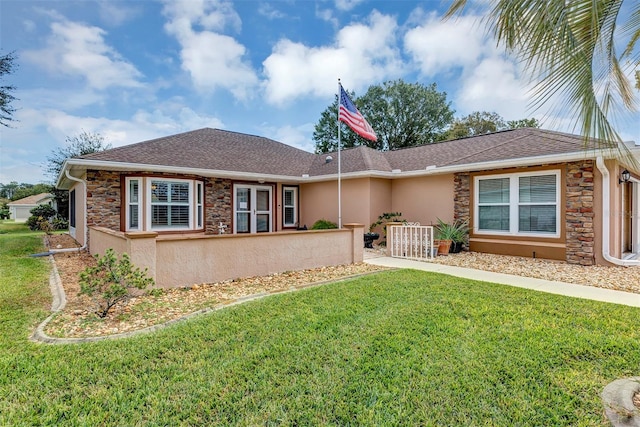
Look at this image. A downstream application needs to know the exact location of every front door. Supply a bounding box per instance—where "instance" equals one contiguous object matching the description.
[234,185,272,233]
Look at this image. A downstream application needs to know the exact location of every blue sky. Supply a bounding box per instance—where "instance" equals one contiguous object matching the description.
[1,0,638,184]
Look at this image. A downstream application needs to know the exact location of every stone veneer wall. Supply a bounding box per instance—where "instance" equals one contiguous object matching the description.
[205,178,232,234]
[453,172,470,248]
[565,160,595,265]
[454,163,596,265]
[86,171,233,236]
[86,170,122,231]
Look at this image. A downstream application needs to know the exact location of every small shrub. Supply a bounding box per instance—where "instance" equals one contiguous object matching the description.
[79,248,155,318]
[27,205,57,231]
[38,217,54,235]
[310,219,338,230]
[52,216,69,230]
[0,209,9,220]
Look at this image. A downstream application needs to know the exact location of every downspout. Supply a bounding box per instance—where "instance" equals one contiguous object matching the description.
[595,156,640,266]
[50,170,88,254]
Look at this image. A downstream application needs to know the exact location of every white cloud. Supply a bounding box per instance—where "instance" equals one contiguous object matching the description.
[98,1,140,26]
[335,0,365,12]
[162,0,258,99]
[258,3,286,20]
[456,57,531,118]
[404,13,489,77]
[23,19,143,90]
[262,11,402,105]
[262,123,316,153]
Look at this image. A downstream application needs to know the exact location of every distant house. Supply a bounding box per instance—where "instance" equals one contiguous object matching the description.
[56,127,640,278]
[8,193,56,222]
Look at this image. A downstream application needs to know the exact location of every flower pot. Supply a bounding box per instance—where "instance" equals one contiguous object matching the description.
[437,239,452,255]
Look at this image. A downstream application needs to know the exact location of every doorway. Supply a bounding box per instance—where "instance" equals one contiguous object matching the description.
[234,184,273,233]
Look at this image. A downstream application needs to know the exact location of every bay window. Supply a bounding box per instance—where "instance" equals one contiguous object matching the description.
[475,171,560,236]
[124,177,204,232]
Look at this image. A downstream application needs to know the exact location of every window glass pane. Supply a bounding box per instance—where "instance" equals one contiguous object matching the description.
[284,189,293,206]
[256,190,269,211]
[479,206,509,231]
[129,180,139,203]
[152,182,168,202]
[519,205,556,233]
[256,214,269,232]
[70,190,76,228]
[519,175,556,203]
[170,206,189,225]
[152,205,168,226]
[479,178,509,203]
[236,212,249,233]
[284,207,295,225]
[171,183,189,203]
[129,205,138,228]
[236,188,249,211]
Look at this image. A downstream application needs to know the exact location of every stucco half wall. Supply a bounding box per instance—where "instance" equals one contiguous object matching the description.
[89,225,364,288]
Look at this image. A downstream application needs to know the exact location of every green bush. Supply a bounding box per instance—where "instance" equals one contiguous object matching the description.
[310,219,338,230]
[79,248,155,318]
[0,208,9,220]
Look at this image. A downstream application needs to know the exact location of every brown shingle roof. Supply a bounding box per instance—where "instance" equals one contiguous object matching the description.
[79,128,316,177]
[8,193,54,205]
[68,127,612,181]
[384,128,604,172]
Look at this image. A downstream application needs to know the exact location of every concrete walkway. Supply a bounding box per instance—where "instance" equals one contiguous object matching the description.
[365,256,640,308]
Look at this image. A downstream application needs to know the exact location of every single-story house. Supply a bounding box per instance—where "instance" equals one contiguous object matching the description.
[7,193,56,222]
[56,127,640,287]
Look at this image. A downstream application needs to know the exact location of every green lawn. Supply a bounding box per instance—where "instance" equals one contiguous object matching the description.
[1,222,638,425]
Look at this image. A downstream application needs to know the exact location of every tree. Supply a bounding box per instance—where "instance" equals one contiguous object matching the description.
[0,51,17,127]
[46,131,111,218]
[443,111,540,140]
[313,80,455,153]
[11,183,53,201]
[446,0,639,156]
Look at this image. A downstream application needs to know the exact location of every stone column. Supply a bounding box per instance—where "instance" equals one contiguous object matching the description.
[565,160,595,265]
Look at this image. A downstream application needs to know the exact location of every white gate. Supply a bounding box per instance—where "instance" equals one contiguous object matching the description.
[389,224,435,261]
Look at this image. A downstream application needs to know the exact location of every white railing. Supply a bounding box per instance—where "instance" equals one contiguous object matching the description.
[389,224,435,261]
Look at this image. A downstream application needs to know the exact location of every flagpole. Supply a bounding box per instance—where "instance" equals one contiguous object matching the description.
[337,79,342,229]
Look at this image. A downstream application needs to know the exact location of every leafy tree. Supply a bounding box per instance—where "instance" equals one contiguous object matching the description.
[0,181,20,199]
[314,80,455,153]
[46,131,111,218]
[446,0,639,155]
[46,131,111,181]
[11,183,53,201]
[444,111,540,140]
[0,51,17,127]
[79,249,154,318]
[506,118,540,129]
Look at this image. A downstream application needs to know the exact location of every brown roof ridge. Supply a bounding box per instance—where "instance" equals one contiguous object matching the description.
[438,129,534,167]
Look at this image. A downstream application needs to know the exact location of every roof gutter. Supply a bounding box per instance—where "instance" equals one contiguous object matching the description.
[595,156,640,266]
[50,170,88,254]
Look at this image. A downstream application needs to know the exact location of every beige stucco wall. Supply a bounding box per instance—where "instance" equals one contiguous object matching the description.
[88,225,364,288]
[390,174,455,225]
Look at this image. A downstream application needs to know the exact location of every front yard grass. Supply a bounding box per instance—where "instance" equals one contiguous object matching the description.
[1,222,638,425]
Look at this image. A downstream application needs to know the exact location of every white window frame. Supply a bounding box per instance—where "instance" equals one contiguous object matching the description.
[124,177,204,232]
[474,170,561,238]
[283,186,298,228]
[195,181,204,229]
[233,184,273,234]
[125,177,142,231]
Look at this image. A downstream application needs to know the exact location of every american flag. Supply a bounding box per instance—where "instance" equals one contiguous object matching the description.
[338,83,377,142]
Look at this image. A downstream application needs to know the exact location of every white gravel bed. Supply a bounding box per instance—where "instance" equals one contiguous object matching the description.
[430,251,640,294]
